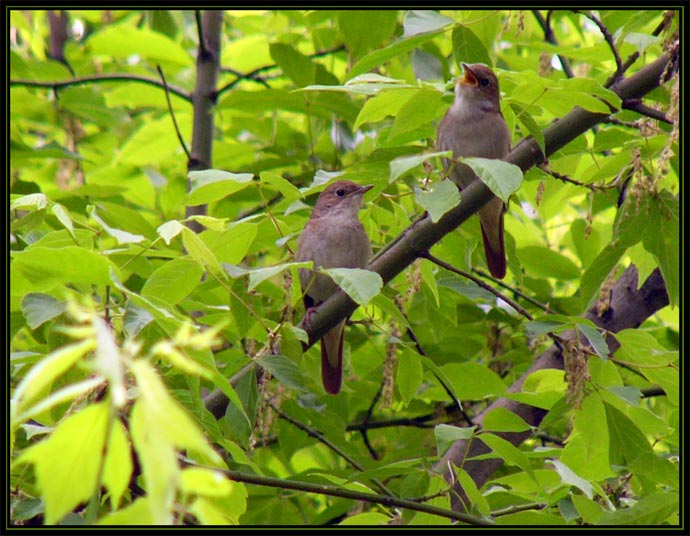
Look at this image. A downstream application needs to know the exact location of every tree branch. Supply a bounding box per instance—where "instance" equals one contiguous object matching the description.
[187,463,492,525]
[422,252,533,320]
[436,265,670,511]
[575,10,625,80]
[299,51,676,349]
[157,65,191,161]
[531,10,576,78]
[10,74,191,102]
[203,50,677,432]
[186,10,223,233]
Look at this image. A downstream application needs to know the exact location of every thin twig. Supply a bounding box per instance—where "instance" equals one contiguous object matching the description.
[216,45,346,97]
[422,252,533,321]
[269,401,395,497]
[532,10,576,78]
[575,10,624,80]
[471,268,550,312]
[538,162,627,192]
[10,74,191,101]
[622,99,673,124]
[604,14,673,88]
[221,66,272,88]
[392,297,473,425]
[183,461,491,525]
[360,385,383,460]
[492,502,547,518]
[157,65,191,161]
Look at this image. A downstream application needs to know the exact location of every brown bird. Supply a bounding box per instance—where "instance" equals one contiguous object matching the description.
[296,180,373,394]
[437,63,511,279]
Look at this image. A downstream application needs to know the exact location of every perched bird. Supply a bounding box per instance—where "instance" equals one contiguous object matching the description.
[296,180,373,394]
[437,63,511,279]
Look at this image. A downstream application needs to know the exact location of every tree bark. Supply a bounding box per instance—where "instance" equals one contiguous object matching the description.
[187,10,223,234]
[435,265,670,510]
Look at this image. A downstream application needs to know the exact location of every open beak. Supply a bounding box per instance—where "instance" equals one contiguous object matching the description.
[460,63,478,87]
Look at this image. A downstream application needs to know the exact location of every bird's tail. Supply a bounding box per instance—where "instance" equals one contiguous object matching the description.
[321,321,345,395]
[479,199,506,279]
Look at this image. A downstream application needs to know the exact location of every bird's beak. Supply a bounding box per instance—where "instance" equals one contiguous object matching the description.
[358,184,374,195]
[460,63,478,88]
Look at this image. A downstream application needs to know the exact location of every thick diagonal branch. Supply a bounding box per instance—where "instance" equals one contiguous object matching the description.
[301,51,676,347]
[204,51,676,419]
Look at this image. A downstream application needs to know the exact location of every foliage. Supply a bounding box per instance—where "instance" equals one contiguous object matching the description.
[9,9,679,527]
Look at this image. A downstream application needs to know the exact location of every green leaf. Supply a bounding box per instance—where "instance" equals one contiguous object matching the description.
[613,329,676,367]
[259,172,303,202]
[208,222,258,265]
[180,467,232,498]
[483,407,532,433]
[403,10,454,37]
[12,339,96,415]
[157,220,185,245]
[11,192,47,211]
[462,157,523,204]
[434,424,475,456]
[188,215,229,232]
[597,492,679,525]
[131,360,225,469]
[572,494,606,524]
[20,293,65,330]
[12,246,116,291]
[478,433,536,480]
[129,397,178,525]
[337,11,399,59]
[269,43,316,87]
[354,88,416,131]
[561,393,612,481]
[141,258,204,305]
[256,355,309,392]
[510,103,545,157]
[90,207,146,245]
[518,246,580,280]
[548,459,594,499]
[97,497,153,525]
[321,268,383,305]
[102,419,133,509]
[88,24,192,66]
[442,362,507,400]
[576,324,609,360]
[451,25,492,67]
[456,468,491,517]
[51,204,76,239]
[579,243,626,308]
[340,512,392,525]
[388,89,445,144]
[17,403,109,524]
[396,348,423,404]
[642,191,679,308]
[604,402,678,489]
[187,170,254,206]
[415,179,462,223]
[349,26,449,79]
[390,151,450,183]
[182,227,225,278]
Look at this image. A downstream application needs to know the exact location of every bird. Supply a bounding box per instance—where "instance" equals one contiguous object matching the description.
[437,63,511,279]
[296,180,373,395]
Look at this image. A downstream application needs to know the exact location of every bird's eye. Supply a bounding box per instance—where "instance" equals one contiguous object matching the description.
[336,188,346,197]
[480,78,490,87]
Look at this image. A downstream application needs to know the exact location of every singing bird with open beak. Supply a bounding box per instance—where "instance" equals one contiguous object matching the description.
[437,63,511,279]
[296,180,373,394]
